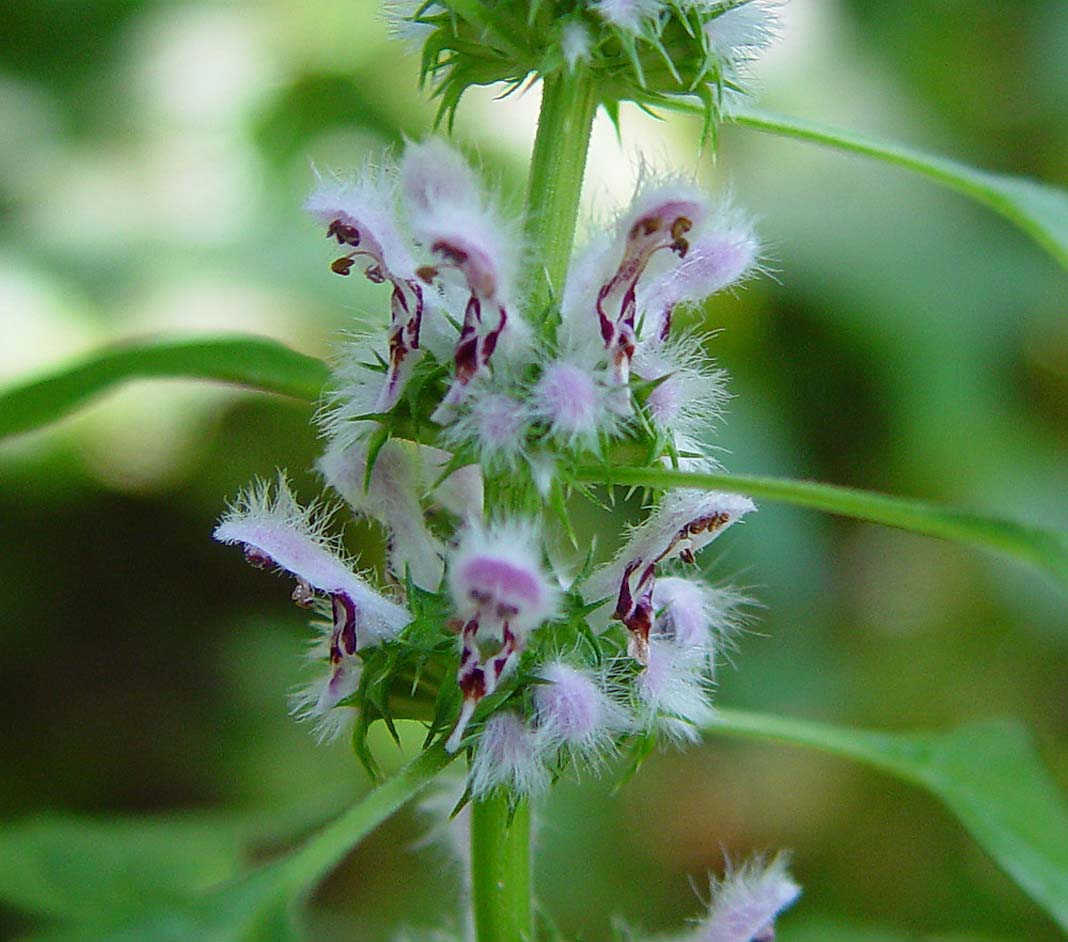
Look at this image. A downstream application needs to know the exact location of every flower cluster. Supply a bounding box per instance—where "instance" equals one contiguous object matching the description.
[216,138,761,790]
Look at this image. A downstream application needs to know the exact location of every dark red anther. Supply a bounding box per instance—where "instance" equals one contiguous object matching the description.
[326,219,360,246]
[670,216,692,256]
[331,256,355,276]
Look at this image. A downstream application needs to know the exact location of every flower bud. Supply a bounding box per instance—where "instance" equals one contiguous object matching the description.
[469,711,550,799]
[533,662,633,762]
[697,853,801,942]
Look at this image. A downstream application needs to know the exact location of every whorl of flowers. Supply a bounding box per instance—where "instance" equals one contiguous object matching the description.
[214,138,761,792]
[386,0,782,129]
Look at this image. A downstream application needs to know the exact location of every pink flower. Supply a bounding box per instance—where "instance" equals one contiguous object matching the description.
[469,711,550,798]
[638,637,715,741]
[445,521,559,752]
[696,853,801,942]
[214,475,412,741]
[596,184,711,389]
[653,576,747,658]
[213,474,411,644]
[638,220,760,342]
[584,490,754,658]
[533,662,633,763]
[305,170,427,413]
[532,359,620,450]
[400,140,526,418]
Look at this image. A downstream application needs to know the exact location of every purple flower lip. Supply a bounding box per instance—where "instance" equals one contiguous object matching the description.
[458,556,546,610]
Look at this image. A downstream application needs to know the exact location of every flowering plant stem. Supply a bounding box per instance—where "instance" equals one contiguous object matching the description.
[468,66,598,942]
[471,795,534,942]
[523,68,599,319]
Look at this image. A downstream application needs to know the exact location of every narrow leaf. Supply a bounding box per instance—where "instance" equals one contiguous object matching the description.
[0,335,330,441]
[707,709,1068,931]
[727,105,1068,269]
[573,465,1068,590]
[5,746,452,941]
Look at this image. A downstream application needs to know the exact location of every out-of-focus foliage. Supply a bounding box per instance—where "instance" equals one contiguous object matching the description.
[1,1,1066,940]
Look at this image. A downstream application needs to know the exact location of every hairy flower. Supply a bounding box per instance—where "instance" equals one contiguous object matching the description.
[533,661,633,764]
[638,218,760,342]
[306,169,427,413]
[695,853,801,942]
[593,0,664,34]
[532,358,620,450]
[560,19,593,70]
[319,437,482,592]
[469,711,550,798]
[638,637,715,741]
[399,140,526,419]
[633,334,729,439]
[445,386,532,471]
[214,476,413,741]
[584,489,754,658]
[213,474,411,643]
[653,576,747,657]
[446,521,559,751]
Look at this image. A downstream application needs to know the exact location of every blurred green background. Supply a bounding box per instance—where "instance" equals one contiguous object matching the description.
[1,1,1066,939]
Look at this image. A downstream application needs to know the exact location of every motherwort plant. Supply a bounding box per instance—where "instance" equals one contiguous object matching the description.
[216,2,794,938]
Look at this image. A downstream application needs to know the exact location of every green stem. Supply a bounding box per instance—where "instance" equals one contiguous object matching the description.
[524,67,599,322]
[471,795,534,942]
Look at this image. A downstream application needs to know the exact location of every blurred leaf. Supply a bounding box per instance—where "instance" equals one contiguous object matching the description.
[7,746,452,942]
[708,710,1068,932]
[573,465,1068,591]
[0,336,330,440]
[0,814,250,924]
[726,105,1068,269]
[780,924,1010,942]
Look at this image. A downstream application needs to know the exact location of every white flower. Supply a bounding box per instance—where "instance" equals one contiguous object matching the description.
[593,0,665,34]
[532,358,621,451]
[213,474,411,643]
[319,437,446,591]
[382,1,442,50]
[305,167,428,412]
[444,386,532,471]
[533,661,633,765]
[448,520,559,636]
[560,20,593,70]
[469,711,550,799]
[695,853,801,942]
[583,490,754,657]
[653,576,747,657]
[704,1,782,65]
[633,334,729,440]
[637,637,715,741]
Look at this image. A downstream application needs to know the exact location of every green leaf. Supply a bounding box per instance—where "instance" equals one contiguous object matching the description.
[707,709,1068,932]
[5,746,453,942]
[726,105,1068,269]
[573,465,1068,591]
[0,335,330,441]
[0,814,251,925]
